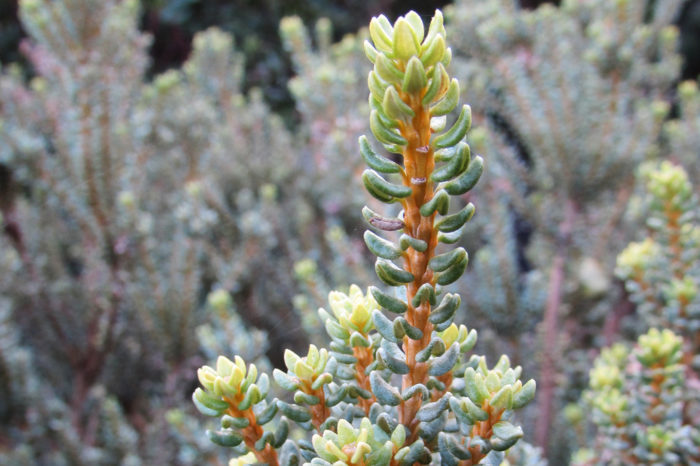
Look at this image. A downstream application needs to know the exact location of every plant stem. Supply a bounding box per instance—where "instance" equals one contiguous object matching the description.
[397,91,438,440]
[535,198,575,454]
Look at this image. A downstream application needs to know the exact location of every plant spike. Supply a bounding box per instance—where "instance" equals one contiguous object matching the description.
[363,8,476,438]
[191,10,535,465]
[360,10,535,464]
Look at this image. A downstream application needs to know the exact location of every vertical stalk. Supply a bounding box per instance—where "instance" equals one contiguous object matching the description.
[535,198,575,454]
[397,93,437,439]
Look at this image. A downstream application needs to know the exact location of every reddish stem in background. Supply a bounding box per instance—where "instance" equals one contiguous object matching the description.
[535,198,575,455]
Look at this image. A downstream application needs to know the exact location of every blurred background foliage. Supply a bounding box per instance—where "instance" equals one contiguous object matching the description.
[2,0,697,115]
[0,0,698,464]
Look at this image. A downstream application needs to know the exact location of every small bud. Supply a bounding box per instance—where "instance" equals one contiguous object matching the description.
[393,18,420,61]
[402,56,428,94]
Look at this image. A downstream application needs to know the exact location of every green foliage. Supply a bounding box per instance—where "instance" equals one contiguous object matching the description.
[192,10,536,465]
[574,162,699,465]
[0,0,365,463]
[444,0,686,457]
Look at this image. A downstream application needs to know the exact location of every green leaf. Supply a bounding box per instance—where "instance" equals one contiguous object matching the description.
[273,418,290,448]
[311,372,333,390]
[369,442,394,466]
[401,384,430,401]
[461,329,478,352]
[325,386,348,407]
[399,439,430,466]
[430,78,459,116]
[431,142,470,182]
[435,203,475,233]
[422,63,448,106]
[428,343,459,376]
[437,228,464,244]
[370,110,408,146]
[416,338,445,362]
[493,421,523,442]
[441,47,452,67]
[393,18,420,61]
[255,401,278,425]
[255,431,276,451]
[294,391,320,405]
[371,95,400,129]
[277,400,311,423]
[449,397,475,427]
[411,283,436,307]
[402,56,427,94]
[368,70,389,103]
[512,379,536,409]
[490,385,513,410]
[463,396,489,421]
[193,388,228,416]
[221,414,250,429]
[464,367,489,404]
[383,86,415,121]
[370,286,408,313]
[380,340,410,374]
[424,10,445,45]
[490,422,522,451]
[375,258,414,286]
[420,34,445,68]
[364,230,403,260]
[237,383,262,410]
[432,105,472,150]
[444,155,483,195]
[419,189,450,216]
[363,169,412,200]
[349,331,371,348]
[370,371,402,406]
[416,395,450,422]
[207,429,243,448]
[429,294,460,324]
[364,40,379,63]
[360,135,401,174]
[439,432,471,461]
[325,319,350,340]
[399,233,428,252]
[436,252,469,286]
[394,316,423,340]
[373,309,398,343]
[369,16,393,53]
[429,247,467,272]
[363,206,404,232]
[418,413,447,442]
[374,53,403,84]
[404,11,425,43]
[273,369,299,391]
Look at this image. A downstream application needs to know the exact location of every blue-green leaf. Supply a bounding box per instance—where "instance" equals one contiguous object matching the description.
[444,155,483,196]
[375,258,414,286]
[429,248,467,273]
[362,206,404,232]
[360,135,401,174]
[428,343,459,376]
[363,169,412,200]
[399,234,428,252]
[370,371,402,406]
[436,252,469,286]
[370,286,408,314]
[432,105,471,150]
[430,78,459,116]
[207,429,243,448]
[365,230,403,260]
[419,189,450,216]
[435,203,475,233]
[370,110,408,146]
